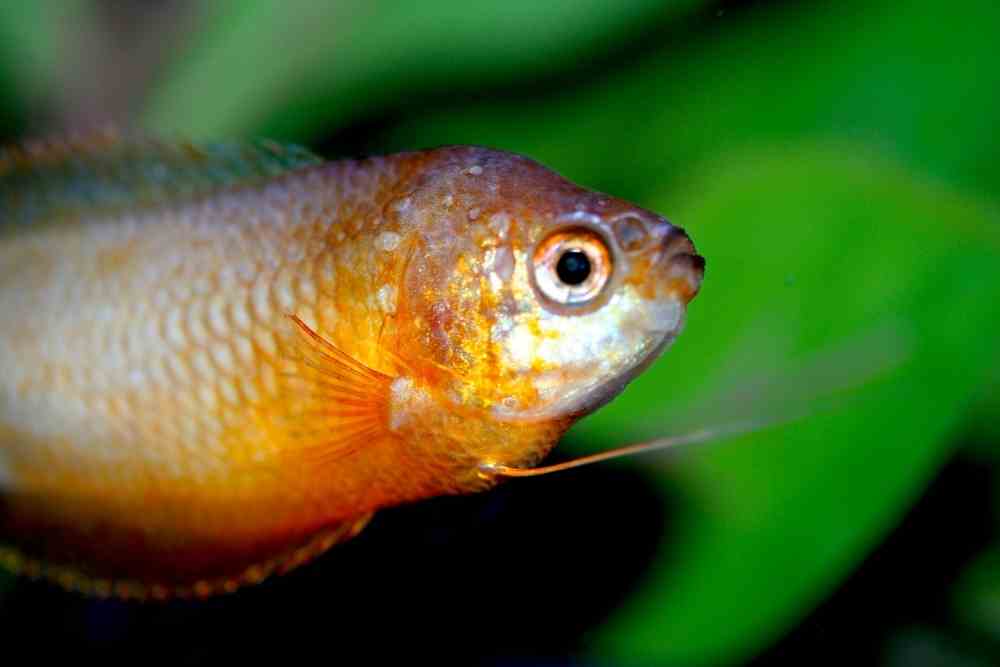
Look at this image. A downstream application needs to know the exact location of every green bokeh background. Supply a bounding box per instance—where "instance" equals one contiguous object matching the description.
[1,1,999,664]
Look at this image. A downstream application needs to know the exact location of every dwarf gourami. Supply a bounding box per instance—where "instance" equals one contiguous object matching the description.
[0,132,704,598]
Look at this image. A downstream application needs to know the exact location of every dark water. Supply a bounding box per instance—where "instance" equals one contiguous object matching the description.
[0,449,994,666]
[0,459,669,664]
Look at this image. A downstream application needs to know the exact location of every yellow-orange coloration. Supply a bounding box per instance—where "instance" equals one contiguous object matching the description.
[0,134,703,598]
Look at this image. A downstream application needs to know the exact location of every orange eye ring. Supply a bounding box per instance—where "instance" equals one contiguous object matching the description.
[531,227,613,311]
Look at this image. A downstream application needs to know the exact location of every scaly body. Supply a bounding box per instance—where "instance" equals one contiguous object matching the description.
[0,135,702,597]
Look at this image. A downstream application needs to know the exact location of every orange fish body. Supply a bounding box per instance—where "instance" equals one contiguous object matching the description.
[0,134,703,597]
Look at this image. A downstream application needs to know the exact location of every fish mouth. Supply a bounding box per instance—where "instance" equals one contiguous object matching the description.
[659,226,705,304]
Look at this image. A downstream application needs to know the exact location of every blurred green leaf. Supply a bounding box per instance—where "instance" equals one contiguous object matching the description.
[967,373,1000,459]
[142,0,705,140]
[0,3,59,98]
[380,0,1000,202]
[569,147,1000,664]
[954,546,1000,644]
[884,627,995,667]
[0,1,79,132]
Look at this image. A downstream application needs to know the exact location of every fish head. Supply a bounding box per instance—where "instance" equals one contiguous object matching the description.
[399,147,704,427]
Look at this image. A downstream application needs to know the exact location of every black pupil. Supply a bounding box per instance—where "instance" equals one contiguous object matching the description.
[556,250,592,286]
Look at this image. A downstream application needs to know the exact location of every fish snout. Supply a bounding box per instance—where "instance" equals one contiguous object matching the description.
[660,226,705,304]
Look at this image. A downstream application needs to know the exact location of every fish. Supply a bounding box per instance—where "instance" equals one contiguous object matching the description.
[0,131,704,599]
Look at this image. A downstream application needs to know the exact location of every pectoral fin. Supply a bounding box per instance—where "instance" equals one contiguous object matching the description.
[274,315,398,468]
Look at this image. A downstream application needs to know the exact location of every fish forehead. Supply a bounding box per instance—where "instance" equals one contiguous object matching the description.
[412,146,662,224]
[399,147,681,303]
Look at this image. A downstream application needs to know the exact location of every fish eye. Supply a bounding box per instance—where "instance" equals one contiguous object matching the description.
[556,250,591,285]
[532,227,612,308]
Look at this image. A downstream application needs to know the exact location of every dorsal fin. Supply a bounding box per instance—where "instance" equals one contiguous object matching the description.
[0,128,322,226]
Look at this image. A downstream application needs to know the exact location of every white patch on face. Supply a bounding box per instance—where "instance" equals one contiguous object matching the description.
[493,246,514,282]
[643,294,685,334]
[488,212,511,239]
[388,376,431,432]
[377,284,398,314]
[504,325,539,367]
[496,278,686,419]
[484,245,515,293]
[376,231,401,252]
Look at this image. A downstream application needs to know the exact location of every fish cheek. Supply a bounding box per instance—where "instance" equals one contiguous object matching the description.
[400,241,486,374]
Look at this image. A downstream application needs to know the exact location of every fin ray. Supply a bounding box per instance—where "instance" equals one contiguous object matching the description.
[0,513,373,600]
[275,316,396,468]
[0,129,322,227]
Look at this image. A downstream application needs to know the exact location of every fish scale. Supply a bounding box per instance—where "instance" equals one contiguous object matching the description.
[0,134,703,597]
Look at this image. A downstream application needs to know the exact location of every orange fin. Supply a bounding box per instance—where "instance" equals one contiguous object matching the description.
[275,316,396,467]
[0,513,373,600]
